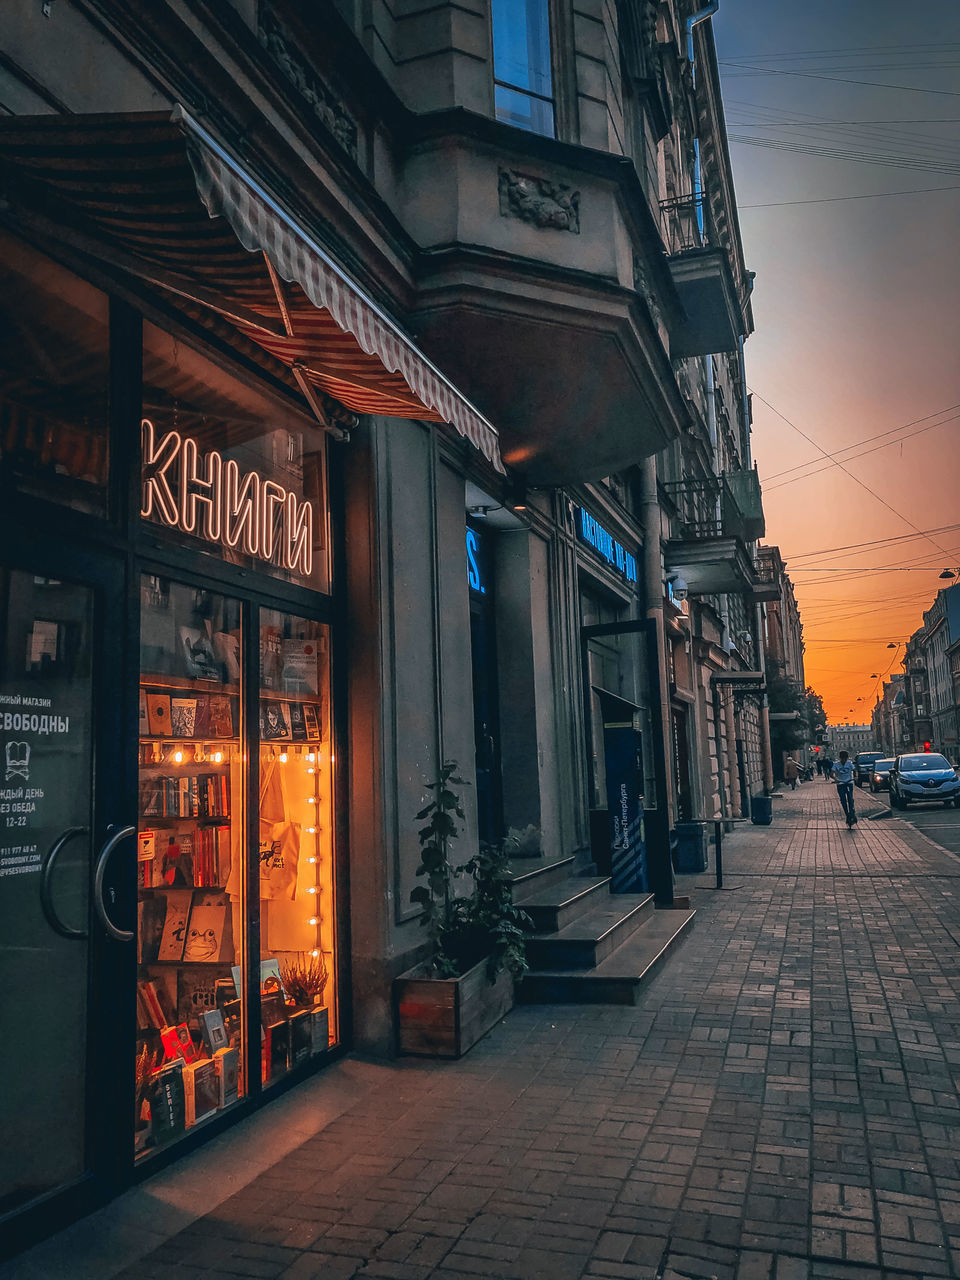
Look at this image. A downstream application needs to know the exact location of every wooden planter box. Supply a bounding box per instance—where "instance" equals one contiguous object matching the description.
[395,958,514,1058]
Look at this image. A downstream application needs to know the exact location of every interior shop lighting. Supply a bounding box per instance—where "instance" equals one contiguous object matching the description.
[279,751,288,763]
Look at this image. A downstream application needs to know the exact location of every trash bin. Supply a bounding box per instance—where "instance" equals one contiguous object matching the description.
[750,794,772,825]
[674,821,708,872]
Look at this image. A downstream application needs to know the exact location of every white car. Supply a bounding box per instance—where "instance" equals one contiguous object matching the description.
[889,753,960,809]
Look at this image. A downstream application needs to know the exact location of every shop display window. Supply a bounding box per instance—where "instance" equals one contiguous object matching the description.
[258,609,336,1085]
[136,577,245,1157]
[141,322,331,594]
[0,229,109,514]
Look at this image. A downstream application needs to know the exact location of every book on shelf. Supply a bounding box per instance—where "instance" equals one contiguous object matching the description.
[281,638,320,695]
[178,965,223,1028]
[199,1008,229,1054]
[182,894,229,963]
[208,694,234,737]
[138,896,167,963]
[259,699,290,740]
[171,697,197,737]
[194,695,210,738]
[287,701,307,741]
[214,1046,239,1107]
[160,1022,200,1064]
[302,704,320,741]
[149,1060,185,1148]
[156,889,192,961]
[182,1058,220,1126]
[139,690,149,736]
[146,693,172,736]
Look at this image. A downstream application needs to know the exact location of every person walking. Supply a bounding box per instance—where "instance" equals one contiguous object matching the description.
[821,754,833,783]
[831,750,857,827]
[784,756,800,790]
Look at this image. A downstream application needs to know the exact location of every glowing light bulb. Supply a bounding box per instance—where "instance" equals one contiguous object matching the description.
[308,916,319,926]
[307,796,317,804]
[308,856,317,864]
[307,885,317,894]
[306,826,317,835]
[212,750,223,764]
[173,749,183,764]
[279,751,288,763]
[306,753,316,763]
[306,767,316,775]
[311,949,320,958]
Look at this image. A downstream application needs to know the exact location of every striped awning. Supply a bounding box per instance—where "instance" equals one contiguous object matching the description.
[0,107,504,472]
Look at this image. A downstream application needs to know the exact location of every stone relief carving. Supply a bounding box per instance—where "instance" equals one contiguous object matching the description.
[498,168,580,234]
[259,8,358,160]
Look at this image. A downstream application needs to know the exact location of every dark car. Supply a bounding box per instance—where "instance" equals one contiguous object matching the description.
[868,758,895,792]
[889,753,960,809]
[853,751,884,787]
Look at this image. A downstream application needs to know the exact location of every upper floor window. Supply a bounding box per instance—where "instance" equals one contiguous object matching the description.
[491,0,555,137]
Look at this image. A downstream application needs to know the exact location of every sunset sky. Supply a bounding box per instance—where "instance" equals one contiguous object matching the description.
[712,0,960,726]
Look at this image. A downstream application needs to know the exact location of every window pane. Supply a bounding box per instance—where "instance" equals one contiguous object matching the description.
[258,609,337,1085]
[492,0,553,98]
[494,85,555,137]
[141,322,331,594]
[136,577,246,1158]
[0,229,109,515]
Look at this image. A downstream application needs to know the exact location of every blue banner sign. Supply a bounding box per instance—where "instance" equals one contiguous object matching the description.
[602,714,647,893]
[575,507,638,583]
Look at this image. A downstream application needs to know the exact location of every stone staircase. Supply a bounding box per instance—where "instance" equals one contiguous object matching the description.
[509,853,695,1005]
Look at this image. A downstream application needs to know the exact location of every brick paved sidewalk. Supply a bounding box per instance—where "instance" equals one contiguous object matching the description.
[12,787,960,1280]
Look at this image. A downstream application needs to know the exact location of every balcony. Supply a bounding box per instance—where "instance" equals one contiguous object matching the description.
[662,471,763,596]
[659,194,747,358]
[405,112,689,485]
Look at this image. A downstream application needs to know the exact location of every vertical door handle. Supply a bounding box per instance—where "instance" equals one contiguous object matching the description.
[40,826,90,940]
[94,825,136,943]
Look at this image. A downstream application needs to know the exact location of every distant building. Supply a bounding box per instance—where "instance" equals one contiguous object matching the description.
[830,724,875,756]
[902,585,960,755]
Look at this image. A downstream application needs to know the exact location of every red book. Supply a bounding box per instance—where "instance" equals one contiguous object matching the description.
[161,1022,200,1064]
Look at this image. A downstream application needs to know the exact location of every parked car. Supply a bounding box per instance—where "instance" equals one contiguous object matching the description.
[869,758,895,792]
[889,753,960,809]
[854,751,884,787]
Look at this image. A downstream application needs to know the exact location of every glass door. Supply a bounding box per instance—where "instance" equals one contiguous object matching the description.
[0,553,130,1246]
[136,576,246,1156]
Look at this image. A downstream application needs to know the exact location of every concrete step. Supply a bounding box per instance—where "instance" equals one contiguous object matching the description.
[518,907,696,1005]
[518,875,612,934]
[524,893,654,970]
[508,854,577,904]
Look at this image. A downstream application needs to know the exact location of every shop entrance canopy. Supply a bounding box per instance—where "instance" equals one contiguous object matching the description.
[0,107,504,471]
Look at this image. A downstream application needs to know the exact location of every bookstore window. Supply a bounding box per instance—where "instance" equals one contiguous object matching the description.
[136,577,245,1155]
[141,321,331,595]
[258,608,336,1085]
[0,228,109,514]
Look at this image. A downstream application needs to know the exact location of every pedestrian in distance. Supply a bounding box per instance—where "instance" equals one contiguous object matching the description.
[784,756,800,790]
[831,751,857,827]
[821,755,833,782]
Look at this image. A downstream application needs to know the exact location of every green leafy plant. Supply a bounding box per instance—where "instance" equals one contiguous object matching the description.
[410,761,529,981]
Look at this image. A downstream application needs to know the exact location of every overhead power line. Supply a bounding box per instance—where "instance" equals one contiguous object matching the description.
[750,390,955,563]
[719,61,960,96]
[739,184,960,209]
[728,134,960,174]
[764,404,960,485]
[783,523,960,562]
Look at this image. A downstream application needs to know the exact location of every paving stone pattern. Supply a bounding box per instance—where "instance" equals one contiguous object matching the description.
[119,789,960,1280]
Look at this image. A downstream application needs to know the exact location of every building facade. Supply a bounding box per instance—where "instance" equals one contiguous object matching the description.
[830,724,875,756]
[872,674,906,758]
[0,0,763,1251]
[900,586,960,757]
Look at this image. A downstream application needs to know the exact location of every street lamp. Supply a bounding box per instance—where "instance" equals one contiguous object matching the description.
[940,567,959,580]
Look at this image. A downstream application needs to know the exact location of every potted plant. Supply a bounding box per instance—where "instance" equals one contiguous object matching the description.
[280,951,330,1055]
[394,762,530,1058]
